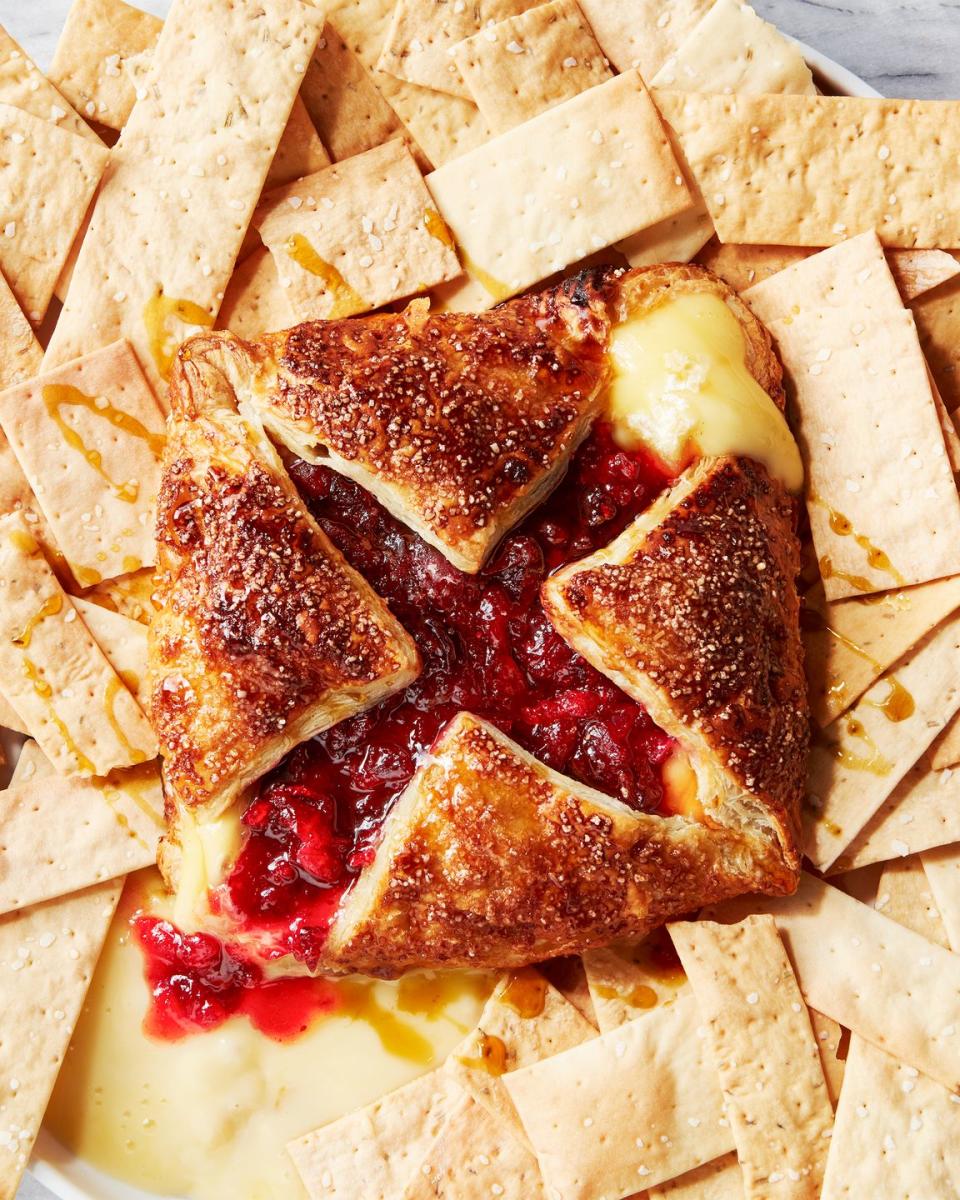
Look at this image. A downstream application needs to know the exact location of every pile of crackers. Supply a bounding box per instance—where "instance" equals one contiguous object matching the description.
[0,0,959,1196]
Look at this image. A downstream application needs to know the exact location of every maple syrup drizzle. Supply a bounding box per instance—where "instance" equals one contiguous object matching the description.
[395,971,491,1020]
[285,234,366,319]
[501,970,548,1019]
[13,593,62,648]
[595,982,659,1010]
[335,980,434,1064]
[813,498,905,592]
[423,207,457,253]
[107,762,165,830]
[103,677,149,765]
[42,384,149,503]
[143,290,214,381]
[834,715,893,776]
[20,655,96,773]
[864,676,916,723]
[458,1032,508,1076]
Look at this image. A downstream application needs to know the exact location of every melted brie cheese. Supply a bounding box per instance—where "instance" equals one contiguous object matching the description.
[45,871,492,1200]
[605,291,804,493]
[173,806,243,931]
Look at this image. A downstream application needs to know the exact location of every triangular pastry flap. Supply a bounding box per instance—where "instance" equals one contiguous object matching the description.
[150,337,419,818]
[325,712,776,976]
[243,281,612,572]
[542,454,806,869]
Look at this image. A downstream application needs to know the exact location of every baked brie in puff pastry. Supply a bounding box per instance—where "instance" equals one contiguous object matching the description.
[150,264,808,976]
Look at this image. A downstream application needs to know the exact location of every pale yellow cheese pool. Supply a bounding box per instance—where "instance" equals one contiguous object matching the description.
[45,871,493,1200]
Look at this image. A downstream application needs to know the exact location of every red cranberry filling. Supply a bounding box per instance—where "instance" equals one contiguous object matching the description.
[140,422,675,1034]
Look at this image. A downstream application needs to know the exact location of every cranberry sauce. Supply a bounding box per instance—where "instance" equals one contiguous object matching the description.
[139,424,674,1036]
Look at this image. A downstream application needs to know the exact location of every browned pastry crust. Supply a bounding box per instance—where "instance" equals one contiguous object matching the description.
[324,713,786,976]
[149,336,419,825]
[541,455,807,872]
[245,288,612,571]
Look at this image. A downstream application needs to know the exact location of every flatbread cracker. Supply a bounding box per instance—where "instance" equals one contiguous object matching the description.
[445,968,595,1148]
[576,0,713,75]
[43,0,324,395]
[656,91,960,249]
[538,956,597,1028]
[0,22,95,143]
[835,754,960,872]
[582,932,689,1034]
[648,1153,745,1200]
[805,613,960,871]
[820,862,960,1200]
[256,139,461,322]
[0,879,121,1200]
[452,0,612,135]
[928,708,960,769]
[0,757,161,913]
[503,993,734,1200]
[913,275,960,412]
[265,96,331,190]
[874,856,949,948]
[746,233,960,599]
[287,1069,460,1200]
[217,246,295,340]
[0,270,41,389]
[651,0,815,96]
[809,1009,846,1108]
[0,339,166,586]
[377,0,539,99]
[0,512,157,777]
[425,70,692,304]
[0,101,107,324]
[670,916,833,1200]
[711,873,960,1094]
[803,575,960,727]
[921,845,960,953]
[301,21,403,162]
[74,598,150,710]
[48,0,163,132]
[403,1094,547,1200]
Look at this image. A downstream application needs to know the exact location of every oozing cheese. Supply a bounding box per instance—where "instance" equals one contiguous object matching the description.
[172,805,243,930]
[45,870,493,1200]
[605,291,804,493]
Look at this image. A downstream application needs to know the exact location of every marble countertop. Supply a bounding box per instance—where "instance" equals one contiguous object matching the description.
[4,0,960,1199]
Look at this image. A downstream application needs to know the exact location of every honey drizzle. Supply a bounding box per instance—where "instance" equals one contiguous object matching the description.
[501,970,547,1019]
[103,677,149,765]
[812,497,905,592]
[13,593,62,648]
[459,249,512,303]
[285,234,366,319]
[42,384,157,504]
[336,980,434,1064]
[143,290,214,381]
[833,715,893,776]
[423,207,457,253]
[457,1032,508,1076]
[864,675,916,723]
[20,656,96,774]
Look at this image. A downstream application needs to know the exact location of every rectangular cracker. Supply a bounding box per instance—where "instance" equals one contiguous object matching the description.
[0,270,41,389]
[713,873,960,1093]
[256,138,462,322]
[48,0,163,131]
[0,22,95,142]
[576,0,713,75]
[0,879,121,1200]
[0,753,161,913]
[922,845,960,952]
[656,91,960,249]
[452,0,612,135]
[821,861,960,1200]
[0,101,107,324]
[0,512,157,777]
[804,576,960,728]
[875,855,949,947]
[377,0,539,99]
[43,0,324,395]
[445,968,595,1148]
[0,339,166,587]
[425,71,692,305]
[746,233,960,599]
[835,755,960,872]
[74,597,150,710]
[809,1009,846,1109]
[403,1094,547,1200]
[929,708,960,769]
[582,935,689,1034]
[265,95,332,190]
[651,0,815,96]
[669,916,833,1199]
[327,0,491,169]
[805,613,960,871]
[503,993,734,1200]
[301,20,403,162]
[217,246,295,340]
[288,1069,460,1200]
[913,275,960,413]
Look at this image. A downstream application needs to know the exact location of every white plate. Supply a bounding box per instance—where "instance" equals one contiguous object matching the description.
[23,37,877,1200]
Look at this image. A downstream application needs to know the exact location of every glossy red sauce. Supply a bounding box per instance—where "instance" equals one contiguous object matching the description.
[138,423,674,1036]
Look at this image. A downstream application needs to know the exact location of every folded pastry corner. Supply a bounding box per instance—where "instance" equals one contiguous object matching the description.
[323,711,774,976]
[541,453,808,883]
[149,333,420,836]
